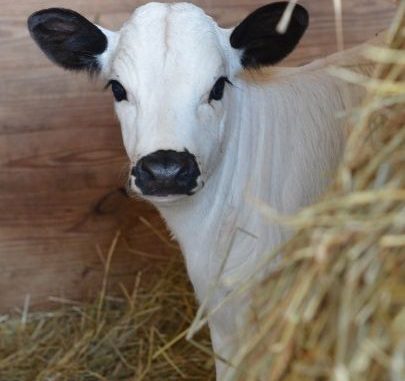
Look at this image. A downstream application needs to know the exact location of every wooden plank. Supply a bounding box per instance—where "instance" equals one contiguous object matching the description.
[0,0,396,312]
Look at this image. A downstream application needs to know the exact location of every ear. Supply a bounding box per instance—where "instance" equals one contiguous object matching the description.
[230,2,309,68]
[28,8,113,75]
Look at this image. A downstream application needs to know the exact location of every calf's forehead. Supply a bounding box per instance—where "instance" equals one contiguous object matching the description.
[112,3,226,88]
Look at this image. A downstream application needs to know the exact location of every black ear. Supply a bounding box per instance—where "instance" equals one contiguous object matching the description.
[230,2,309,68]
[28,8,108,74]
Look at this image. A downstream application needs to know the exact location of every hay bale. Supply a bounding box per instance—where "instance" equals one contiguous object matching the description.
[0,237,215,381]
[231,5,404,381]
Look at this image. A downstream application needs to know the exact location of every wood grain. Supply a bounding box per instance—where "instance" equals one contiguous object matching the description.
[0,0,396,312]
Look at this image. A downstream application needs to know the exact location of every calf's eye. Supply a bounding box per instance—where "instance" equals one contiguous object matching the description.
[108,80,127,102]
[209,76,230,102]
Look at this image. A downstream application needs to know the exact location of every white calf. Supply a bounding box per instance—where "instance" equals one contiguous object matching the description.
[28,2,378,378]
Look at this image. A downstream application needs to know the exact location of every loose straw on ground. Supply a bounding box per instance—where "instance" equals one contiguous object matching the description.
[0,236,215,381]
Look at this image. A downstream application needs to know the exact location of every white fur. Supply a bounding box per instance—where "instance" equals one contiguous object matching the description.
[94,3,375,378]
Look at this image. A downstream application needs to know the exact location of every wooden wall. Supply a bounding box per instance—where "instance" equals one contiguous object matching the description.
[0,0,395,312]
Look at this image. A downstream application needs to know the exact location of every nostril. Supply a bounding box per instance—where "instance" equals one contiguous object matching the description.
[140,160,156,179]
[132,160,156,180]
[175,162,192,179]
[176,159,199,183]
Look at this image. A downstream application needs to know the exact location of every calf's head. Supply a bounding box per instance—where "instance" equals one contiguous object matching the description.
[28,2,308,202]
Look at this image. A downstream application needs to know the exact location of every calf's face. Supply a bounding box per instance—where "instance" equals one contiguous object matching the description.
[28,2,308,202]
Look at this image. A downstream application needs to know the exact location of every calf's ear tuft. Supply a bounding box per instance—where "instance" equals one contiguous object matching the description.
[230,2,309,68]
[28,8,108,74]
